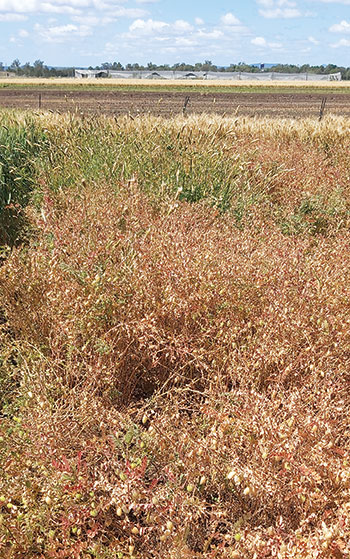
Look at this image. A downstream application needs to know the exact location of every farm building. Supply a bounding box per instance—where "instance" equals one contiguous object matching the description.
[75,69,342,81]
[0,71,16,78]
[75,69,109,79]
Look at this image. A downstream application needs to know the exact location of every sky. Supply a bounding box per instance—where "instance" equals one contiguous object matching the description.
[1,0,350,68]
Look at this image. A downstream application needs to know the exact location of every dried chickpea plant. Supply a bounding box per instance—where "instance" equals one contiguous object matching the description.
[1,111,350,558]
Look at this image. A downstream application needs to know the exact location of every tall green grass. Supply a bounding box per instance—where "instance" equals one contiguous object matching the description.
[0,114,47,245]
[40,113,350,234]
[2,111,350,246]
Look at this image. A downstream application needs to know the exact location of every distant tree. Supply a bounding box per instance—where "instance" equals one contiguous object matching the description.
[173,62,196,71]
[21,62,32,76]
[9,59,21,74]
[324,63,338,74]
[112,62,123,70]
[269,64,299,74]
[125,63,144,70]
[202,60,217,71]
[33,60,45,77]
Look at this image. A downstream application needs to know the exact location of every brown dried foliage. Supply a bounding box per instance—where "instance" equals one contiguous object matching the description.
[1,116,350,559]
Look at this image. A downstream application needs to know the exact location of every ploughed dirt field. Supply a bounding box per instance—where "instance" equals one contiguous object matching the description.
[1,87,350,118]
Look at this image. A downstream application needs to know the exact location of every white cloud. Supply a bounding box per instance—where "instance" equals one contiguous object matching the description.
[257,0,296,6]
[330,38,350,47]
[129,18,169,34]
[106,7,147,18]
[329,20,350,33]
[72,6,146,25]
[174,19,194,32]
[41,3,82,14]
[251,36,267,46]
[0,0,137,15]
[308,35,319,44]
[72,14,114,25]
[104,41,115,52]
[0,1,79,14]
[9,26,30,43]
[34,21,92,42]
[126,15,248,44]
[117,13,250,61]
[175,37,197,47]
[251,36,283,48]
[197,29,224,39]
[0,11,26,19]
[0,0,87,9]
[257,0,302,18]
[221,12,241,26]
[317,0,350,3]
[128,18,194,36]
[260,7,301,17]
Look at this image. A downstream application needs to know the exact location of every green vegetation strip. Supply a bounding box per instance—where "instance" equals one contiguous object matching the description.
[1,82,350,94]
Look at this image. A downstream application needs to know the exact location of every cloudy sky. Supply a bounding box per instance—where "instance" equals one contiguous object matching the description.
[1,0,350,67]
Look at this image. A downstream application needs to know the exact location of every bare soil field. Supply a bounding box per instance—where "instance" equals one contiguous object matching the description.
[1,87,350,117]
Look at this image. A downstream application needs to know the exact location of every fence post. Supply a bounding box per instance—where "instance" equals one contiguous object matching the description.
[319,97,327,121]
[182,96,190,116]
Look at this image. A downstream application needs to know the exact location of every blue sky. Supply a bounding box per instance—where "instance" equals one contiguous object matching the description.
[1,0,350,67]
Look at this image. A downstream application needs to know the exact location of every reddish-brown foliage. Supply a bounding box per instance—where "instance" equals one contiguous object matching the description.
[1,174,350,557]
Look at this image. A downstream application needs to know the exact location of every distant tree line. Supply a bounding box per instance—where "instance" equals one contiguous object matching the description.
[2,59,350,79]
[0,59,75,77]
[266,63,350,79]
[89,61,350,79]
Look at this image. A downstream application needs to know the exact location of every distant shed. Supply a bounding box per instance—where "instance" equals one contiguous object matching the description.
[0,71,16,78]
[74,69,342,81]
[75,69,108,79]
